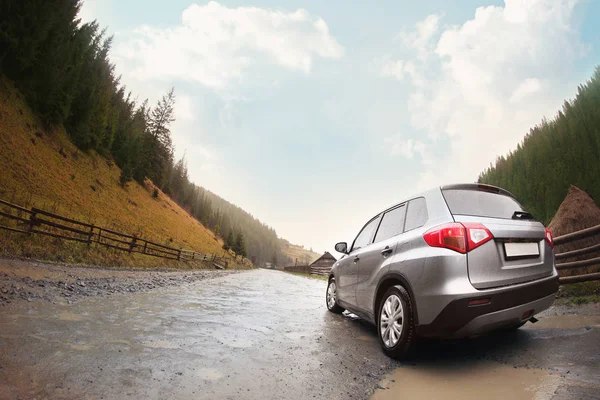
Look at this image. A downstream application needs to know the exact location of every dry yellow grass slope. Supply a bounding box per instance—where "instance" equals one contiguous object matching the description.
[280,241,321,265]
[0,77,231,268]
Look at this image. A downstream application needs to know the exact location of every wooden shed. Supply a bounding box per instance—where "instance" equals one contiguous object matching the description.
[310,252,337,276]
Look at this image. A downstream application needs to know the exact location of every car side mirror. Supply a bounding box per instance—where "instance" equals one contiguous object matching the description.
[335,242,348,254]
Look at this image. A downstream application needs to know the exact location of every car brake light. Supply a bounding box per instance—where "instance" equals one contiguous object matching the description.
[463,223,493,250]
[423,222,493,253]
[545,228,554,249]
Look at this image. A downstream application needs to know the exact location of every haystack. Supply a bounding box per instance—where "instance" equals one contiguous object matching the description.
[548,185,600,275]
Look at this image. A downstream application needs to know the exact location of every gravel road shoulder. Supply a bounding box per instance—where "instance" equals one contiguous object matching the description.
[0,257,246,306]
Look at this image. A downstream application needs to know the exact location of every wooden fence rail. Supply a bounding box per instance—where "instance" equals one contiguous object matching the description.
[554,224,600,246]
[554,224,600,284]
[0,197,229,267]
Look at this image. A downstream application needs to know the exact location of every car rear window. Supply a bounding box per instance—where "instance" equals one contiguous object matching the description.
[442,189,525,219]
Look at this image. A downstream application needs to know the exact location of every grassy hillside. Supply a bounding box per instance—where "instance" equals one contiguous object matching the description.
[280,240,321,265]
[0,77,232,268]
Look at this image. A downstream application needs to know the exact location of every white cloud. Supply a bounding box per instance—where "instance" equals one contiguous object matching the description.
[384,135,432,164]
[380,59,426,87]
[114,1,344,89]
[175,94,196,121]
[509,78,543,103]
[381,0,584,189]
[399,14,441,60]
[78,0,102,24]
[381,59,406,80]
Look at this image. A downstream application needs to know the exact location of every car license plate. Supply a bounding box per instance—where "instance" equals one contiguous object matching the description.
[504,242,539,259]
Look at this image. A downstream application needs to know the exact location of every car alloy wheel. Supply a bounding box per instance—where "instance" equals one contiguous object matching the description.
[326,278,344,313]
[380,294,404,348]
[327,281,337,309]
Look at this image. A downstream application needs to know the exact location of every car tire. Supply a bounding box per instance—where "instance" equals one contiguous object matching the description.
[326,278,344,314]
[377,285,416,360]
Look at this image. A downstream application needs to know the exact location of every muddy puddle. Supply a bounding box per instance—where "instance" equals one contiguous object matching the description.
[371,361,564,400]
[524,315,600,330]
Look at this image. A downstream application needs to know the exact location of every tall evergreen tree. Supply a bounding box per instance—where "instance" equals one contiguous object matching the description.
[223,231,234,251]
[234,232,247,258]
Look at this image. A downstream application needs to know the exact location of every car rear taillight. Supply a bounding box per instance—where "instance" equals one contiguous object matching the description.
[545,228,554,249]
[423,222,493,254]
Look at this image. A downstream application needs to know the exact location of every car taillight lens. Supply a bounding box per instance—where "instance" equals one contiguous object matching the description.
[423,222,493,254]
[545,228,554,249]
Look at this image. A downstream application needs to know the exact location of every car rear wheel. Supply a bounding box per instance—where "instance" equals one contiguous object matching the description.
[377,285,415,359]
[326,278,344,314]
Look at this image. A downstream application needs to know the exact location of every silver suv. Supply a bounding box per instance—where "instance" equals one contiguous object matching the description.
[326,184,559,359]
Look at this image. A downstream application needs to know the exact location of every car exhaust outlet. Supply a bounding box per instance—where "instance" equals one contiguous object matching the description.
[521,310,534,320]
[529,316,538,323]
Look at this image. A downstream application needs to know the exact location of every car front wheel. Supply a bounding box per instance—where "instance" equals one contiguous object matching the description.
[326,278,344,314]
[377,285,416,359]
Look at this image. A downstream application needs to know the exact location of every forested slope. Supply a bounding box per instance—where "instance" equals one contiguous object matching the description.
[0,0,292,266]
[479,67,600,224]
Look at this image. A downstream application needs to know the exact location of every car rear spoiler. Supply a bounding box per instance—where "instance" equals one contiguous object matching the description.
[440,183,517,199]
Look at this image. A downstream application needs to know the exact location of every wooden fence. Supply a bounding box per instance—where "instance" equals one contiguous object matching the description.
[554,224,600,284]
[311,264,334,277]
[281,265,311,274]
[0,197,228,266]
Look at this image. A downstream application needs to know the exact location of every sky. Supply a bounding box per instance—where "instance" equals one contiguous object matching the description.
[79,0,600,255]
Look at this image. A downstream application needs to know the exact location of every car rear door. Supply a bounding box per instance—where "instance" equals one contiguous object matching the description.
[337,215,381,307]
[355,204,406,312]
[442,185,555,289]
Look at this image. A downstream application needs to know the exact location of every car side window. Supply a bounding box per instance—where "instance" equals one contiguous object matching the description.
[351,216,380,252]
[374,204,406,243]
[404,197,428,231]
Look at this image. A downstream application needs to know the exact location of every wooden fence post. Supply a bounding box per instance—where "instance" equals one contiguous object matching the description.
[97,228,102,243]
[177,249,181,261]
[143,240,147,254]
[129,236,137,253]
[28,211,37,233]
[87,225,94,246]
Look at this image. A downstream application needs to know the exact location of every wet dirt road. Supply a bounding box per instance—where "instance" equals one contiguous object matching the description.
[0,269,599,400]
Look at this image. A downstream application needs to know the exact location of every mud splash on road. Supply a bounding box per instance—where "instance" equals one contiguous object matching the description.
[371,361,564,400]
[525,315,600,330]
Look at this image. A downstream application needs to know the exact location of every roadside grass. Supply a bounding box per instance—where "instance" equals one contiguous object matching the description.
[556,295,600,305]
[556,281,600,305]
[0,77,251,270]
[283,271,328,281]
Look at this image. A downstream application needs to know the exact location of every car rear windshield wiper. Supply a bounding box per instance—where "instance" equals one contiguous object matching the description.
[512,211,534,220]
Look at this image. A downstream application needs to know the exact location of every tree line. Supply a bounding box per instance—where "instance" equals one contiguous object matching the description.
[0,0,292,266]
[479,66,600,224]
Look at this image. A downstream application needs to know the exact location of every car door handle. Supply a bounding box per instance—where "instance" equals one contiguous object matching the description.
[381,247,393,257]
[353,256,360,263]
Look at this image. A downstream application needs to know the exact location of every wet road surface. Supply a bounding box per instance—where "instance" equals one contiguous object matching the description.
[0,269,599,399]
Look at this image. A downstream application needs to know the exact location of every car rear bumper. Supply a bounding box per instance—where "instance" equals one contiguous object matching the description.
[416,275,559,338]
[452,292,556,338]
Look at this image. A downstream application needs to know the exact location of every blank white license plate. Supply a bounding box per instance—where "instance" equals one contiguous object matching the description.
[504,242,539,258]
